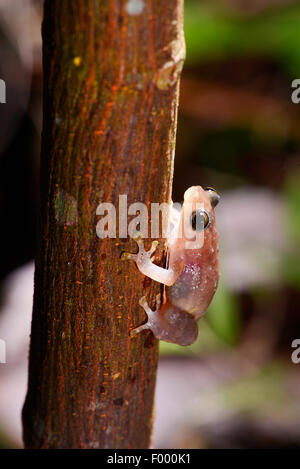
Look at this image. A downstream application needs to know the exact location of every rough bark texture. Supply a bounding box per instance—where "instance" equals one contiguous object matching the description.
[22,0,184,449]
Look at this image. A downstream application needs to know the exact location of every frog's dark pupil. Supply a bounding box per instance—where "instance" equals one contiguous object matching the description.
[191,210,209,231]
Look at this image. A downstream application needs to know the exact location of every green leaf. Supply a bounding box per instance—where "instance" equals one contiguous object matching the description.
[207,278,241,345]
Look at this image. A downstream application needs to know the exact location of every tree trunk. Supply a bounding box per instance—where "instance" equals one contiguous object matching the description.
[22,0,185,449]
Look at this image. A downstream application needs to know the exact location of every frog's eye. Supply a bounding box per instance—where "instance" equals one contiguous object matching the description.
[190,210,210,231]
[205,187,220,208]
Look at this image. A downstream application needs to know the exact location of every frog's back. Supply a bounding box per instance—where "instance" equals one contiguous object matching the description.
[166,254,219,317]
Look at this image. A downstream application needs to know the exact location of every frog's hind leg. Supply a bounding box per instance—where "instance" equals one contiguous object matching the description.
[130,295,161,337]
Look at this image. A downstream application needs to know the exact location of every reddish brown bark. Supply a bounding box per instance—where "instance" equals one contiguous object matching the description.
[22,0,185,449]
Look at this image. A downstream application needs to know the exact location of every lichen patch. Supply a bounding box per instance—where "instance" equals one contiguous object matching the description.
[54,188,78,226]
[155,33,185,90]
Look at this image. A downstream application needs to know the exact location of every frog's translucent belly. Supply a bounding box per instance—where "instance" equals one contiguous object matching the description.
[166,263,218,317]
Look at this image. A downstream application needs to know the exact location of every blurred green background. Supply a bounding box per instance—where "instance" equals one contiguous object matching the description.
[157,0,300,449]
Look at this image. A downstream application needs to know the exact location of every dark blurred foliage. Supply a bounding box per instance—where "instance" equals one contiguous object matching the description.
[0,0,300,449]
[0,0,42,282]
[0,112,39,281]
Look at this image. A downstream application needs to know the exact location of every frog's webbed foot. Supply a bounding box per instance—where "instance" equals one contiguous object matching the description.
[130,295,161,337]
[121,232,179,286]
[121,232,158,265]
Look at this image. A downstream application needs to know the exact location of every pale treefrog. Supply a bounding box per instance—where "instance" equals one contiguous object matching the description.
[122,186,220,346]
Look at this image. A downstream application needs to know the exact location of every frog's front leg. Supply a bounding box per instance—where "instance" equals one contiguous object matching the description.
[121,233,181,286]
[130,295,161,337]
